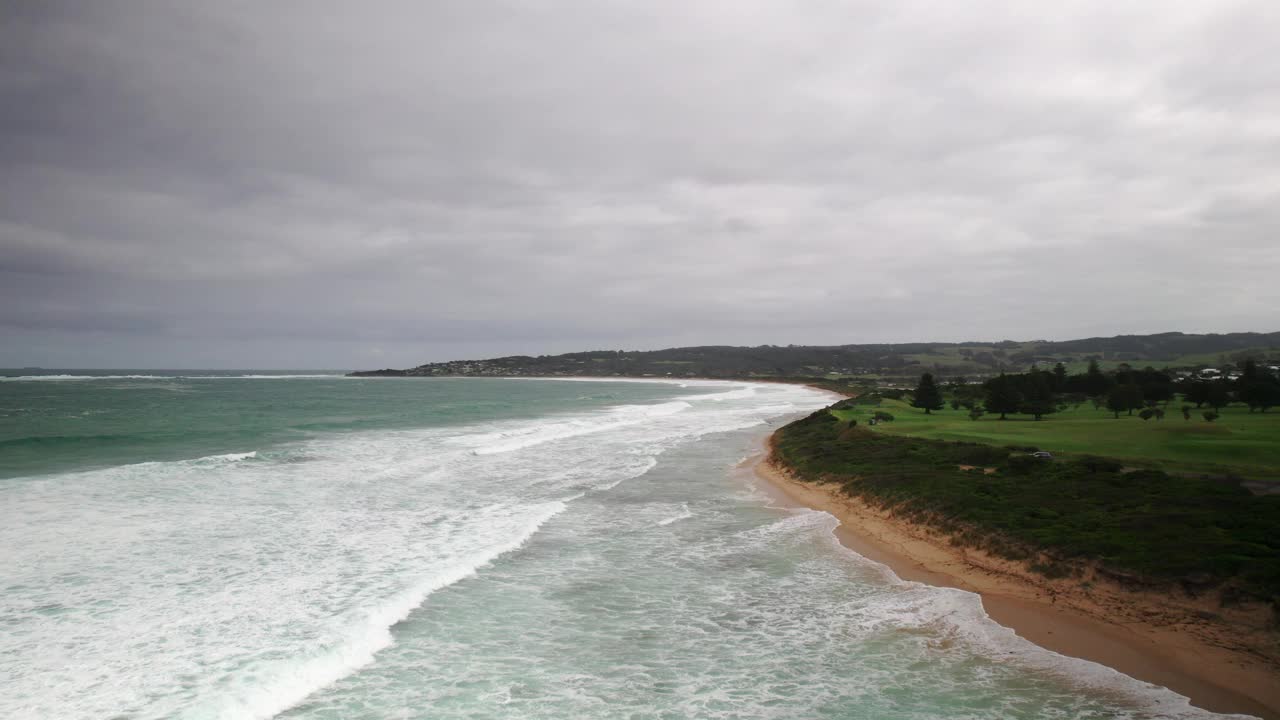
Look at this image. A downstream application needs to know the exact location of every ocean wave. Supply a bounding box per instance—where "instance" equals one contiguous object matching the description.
[1,374,343,381]
[677,385,757,402]
[656,503,694,526]
[762,507,1254,720]
[1,378,839,719]
[182,374,345,379]
[0,374,175,381]
[466,401,693,455]
[0,446,261,474]
[188,501,566,720]
[200,451,257,463]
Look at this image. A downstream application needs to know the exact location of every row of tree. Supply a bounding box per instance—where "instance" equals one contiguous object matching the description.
[909,360,1280,420]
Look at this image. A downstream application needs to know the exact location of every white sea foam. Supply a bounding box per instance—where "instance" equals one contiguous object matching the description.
[210,450,257,462]
[10,378,1216,720]
[0,380,832,719]
[656,503,694,526]
[756,507,1257,719]
[182,374,345,379]
[676,385,757,402]
[189,502,566,720]
[0,374,173,381]
[1,374,343,381]
[464,401,693,455]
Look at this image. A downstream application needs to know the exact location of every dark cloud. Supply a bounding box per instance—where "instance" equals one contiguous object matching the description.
[2,1,1277,369]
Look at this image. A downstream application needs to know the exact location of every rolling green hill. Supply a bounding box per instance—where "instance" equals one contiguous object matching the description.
[352,331,1280,380]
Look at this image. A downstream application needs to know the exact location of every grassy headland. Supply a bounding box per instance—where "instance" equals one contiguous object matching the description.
[773,408,1280,603]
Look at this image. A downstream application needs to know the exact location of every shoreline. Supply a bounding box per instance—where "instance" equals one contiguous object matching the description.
[751,439,1279,720]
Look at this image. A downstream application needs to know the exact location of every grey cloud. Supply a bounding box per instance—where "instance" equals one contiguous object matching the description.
[2,1,1278,368]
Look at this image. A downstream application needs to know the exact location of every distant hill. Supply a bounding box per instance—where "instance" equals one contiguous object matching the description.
[350,331,1280,380]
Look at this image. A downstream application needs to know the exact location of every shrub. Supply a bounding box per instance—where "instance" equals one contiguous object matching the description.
[955,443,1008,466]
[1075,455,1123,474]
[1203,410,1220,422]
[1005,454,1044,475]
[873,411,895,422]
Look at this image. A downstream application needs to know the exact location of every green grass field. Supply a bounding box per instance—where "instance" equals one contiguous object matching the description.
[830,398,1280,478]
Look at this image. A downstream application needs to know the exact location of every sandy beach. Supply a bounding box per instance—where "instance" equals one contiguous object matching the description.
[753,441,1280,719]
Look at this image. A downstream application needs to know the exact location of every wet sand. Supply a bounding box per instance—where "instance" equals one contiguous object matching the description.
[752,446,1280,720]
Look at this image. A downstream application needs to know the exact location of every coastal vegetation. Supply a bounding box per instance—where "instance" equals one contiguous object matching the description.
[349,331,1280,382]
[831,361,1280,479]
[771,407,1280,609]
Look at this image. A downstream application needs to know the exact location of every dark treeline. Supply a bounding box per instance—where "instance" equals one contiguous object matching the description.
[351,331,1280,380]
[926,359,1280,421]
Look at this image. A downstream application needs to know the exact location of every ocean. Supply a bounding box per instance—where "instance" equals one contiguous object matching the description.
[0,373,1243,719]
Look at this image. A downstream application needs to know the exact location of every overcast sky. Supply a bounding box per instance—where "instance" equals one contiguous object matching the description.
[2,2,1278,369]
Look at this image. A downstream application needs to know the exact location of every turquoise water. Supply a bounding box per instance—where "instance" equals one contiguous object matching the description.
[0,375,1246,719]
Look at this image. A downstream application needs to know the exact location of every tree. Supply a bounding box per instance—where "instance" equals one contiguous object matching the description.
[1051,362,1068,391]
[1235,361,1280,412]
[1106,385,1128,419]
[1240,381,1280,413]
[1181,405,1191,421]
[911,373,945,414]
[1203,410,1220,422]
[1259,383,1280,413]
[1183,381,1210,408]
[1135,367,1174,403]
[984,373,1022,420]
[1018,370,1058,421]
[1122,383,1144,416]
[1205,381,1230,410]
[1082,358,1112,397]
[949,398,961,411]
[968,405,986,421]
[1240,358,1261,382]
[1106,383,1143,419]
